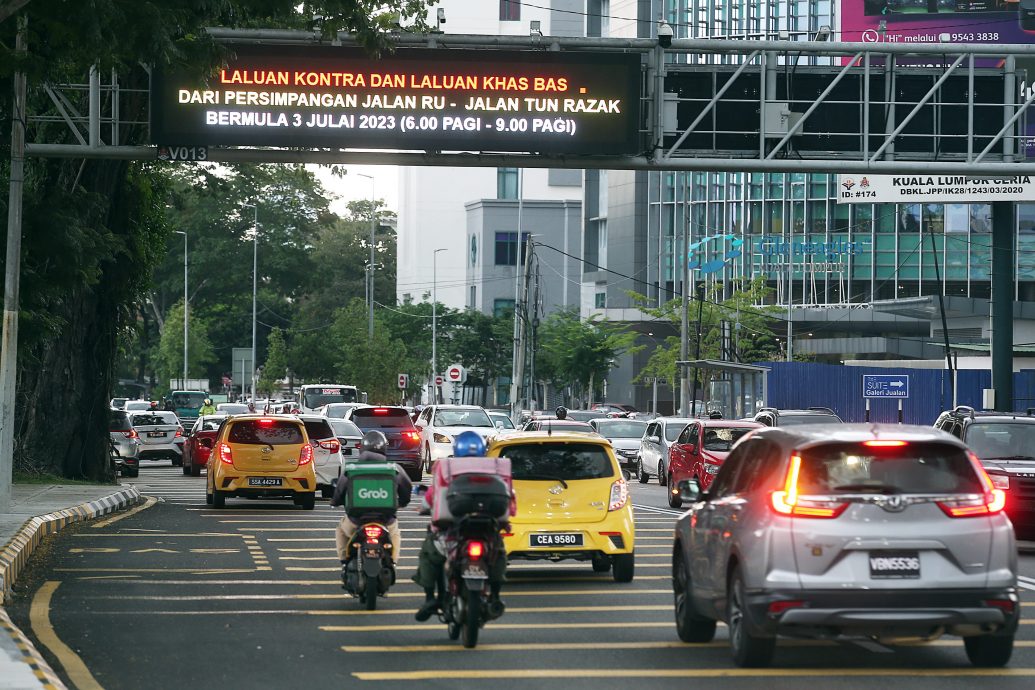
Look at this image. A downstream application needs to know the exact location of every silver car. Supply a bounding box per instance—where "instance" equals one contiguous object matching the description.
[637,417,691,485]
[590,418,647,472]
[297,414,345,498]
[131,411,185,466]
[672,424,1018,668]
[109,409,141,477]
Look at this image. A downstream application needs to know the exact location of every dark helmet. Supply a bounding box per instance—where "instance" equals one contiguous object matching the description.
[453,430,485,457]
[360,430,388,457]
[554,406,568,420]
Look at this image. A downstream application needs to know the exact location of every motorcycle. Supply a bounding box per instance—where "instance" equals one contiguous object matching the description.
[438,513,506,648]
[342,519,395,610]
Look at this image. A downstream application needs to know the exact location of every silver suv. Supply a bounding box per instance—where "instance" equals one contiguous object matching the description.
[671,424,1018,668]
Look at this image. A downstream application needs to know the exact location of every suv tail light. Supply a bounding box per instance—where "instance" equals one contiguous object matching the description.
[175,427,184,438]
[298,443,314,466]
[608,478,628,511]
[319,439,341,453]
[770,455,848,519]
[218,442,234,465]
[937,458,1006,517]
[401,430,421,446]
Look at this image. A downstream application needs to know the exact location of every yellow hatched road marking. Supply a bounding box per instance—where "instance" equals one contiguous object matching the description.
[353,668,1035,681]
[30,582,104,690]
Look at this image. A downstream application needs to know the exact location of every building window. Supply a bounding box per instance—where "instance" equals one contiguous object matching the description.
[469,285,477,309]
[493,299,515,318]
[500,0,520,22]
[495,232,518,265]
[595,292,606,308]
[497,167,518,199]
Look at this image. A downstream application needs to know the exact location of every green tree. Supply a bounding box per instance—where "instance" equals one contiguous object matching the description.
[331,300,409,403]
[537,308,642,406]
[151,301,216,397]
[258,328,289,396]
[1,0,435,479]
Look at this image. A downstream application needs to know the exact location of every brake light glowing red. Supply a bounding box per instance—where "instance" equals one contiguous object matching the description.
[124,429,138,439]
[363,525,383,543]
[768,600,806,616]
[175,427,184,438]
[983,599,1016,614]
[863,440,907,447]
[937,453,1007,518]
[298,443,314,466]
[257,418,274,427]
[402,431,420,443]
[319,439,341,453]
[373,408,389,415]
[770,455,847,519]
[218,442,233,465]
[466,541,485,560]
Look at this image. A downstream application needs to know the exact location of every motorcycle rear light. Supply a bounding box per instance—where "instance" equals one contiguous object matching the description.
[319,439,341,453]
[768,600,806,616]
[298,444,314,466]
[218,443,233,465]
[363,525,383,543]
[608,478,628,511]
[466,541,485,560]
[770,455,847,519]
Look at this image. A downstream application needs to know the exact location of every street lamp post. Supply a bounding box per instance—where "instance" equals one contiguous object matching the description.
[242,203,258,402]
[432,248,447,403]
[174,231,188,387]
[355,173,376,340]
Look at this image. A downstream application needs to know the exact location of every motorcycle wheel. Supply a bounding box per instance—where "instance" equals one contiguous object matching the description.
[461,589,481,648]
[363,574,378,610]
[447,594,461,640]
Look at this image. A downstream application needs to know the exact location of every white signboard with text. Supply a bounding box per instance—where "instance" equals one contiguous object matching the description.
[836,175,1035,204]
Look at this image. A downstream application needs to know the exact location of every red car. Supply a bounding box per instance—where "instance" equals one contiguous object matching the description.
[666,419,763,508]
[182,415,226,477]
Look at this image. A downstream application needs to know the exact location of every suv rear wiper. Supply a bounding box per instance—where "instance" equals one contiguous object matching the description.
[832,483,901,494]
[984,455,1035,461]
[517,473,568,489]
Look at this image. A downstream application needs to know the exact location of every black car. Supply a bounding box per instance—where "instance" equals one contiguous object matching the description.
[752,406,843,427]
[934,405,1035,538]
[348,406,422,481]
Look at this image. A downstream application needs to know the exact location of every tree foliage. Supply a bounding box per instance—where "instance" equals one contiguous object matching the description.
[152,300,217,396]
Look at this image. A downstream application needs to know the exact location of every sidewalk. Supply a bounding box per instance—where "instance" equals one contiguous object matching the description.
[0,482,142,689]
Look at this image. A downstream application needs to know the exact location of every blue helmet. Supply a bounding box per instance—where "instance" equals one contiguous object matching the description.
[453,430,485,457]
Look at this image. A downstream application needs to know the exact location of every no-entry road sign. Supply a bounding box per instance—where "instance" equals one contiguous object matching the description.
[446,363,466,383]
[397,373,409,390]
[862,374,909,399]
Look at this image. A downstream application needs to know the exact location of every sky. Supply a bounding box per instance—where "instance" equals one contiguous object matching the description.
[308,163,400,215]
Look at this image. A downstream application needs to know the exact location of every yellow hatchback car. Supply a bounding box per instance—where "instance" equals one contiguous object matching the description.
[487,431,636,582]
[205,415,317,510]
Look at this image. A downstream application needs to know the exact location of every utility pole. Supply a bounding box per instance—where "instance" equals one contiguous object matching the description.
[991,201,1015,411]
[512,236,534,415]
[689,282,706,415]
[679,217,689,417]
[509,168,525,421]
[0,15,27,511]
[432,248,447,404]
[175,231,188,384]
[355,173,376,340]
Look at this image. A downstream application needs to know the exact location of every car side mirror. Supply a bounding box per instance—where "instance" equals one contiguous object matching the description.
[649,435,661,444]
[677,478,703,503]
[495,421,505,430]
[199,438,213,449]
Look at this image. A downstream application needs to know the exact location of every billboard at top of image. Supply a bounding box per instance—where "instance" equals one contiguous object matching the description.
[843,0,1035,46]
[151,45,642,155]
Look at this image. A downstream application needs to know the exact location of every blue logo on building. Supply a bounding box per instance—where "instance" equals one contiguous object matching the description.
[687,233,744,274]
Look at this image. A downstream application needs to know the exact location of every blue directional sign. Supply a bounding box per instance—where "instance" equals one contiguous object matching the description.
[862,374,909,399]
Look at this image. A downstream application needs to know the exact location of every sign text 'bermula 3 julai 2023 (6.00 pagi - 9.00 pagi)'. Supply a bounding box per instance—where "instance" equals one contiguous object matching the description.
[151,45,642,155]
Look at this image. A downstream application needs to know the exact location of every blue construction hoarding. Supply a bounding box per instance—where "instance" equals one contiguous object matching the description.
[757,361,1035,425]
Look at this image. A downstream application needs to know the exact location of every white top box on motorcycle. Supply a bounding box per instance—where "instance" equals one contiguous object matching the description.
[431,456,512,526]
[342,462,399,516]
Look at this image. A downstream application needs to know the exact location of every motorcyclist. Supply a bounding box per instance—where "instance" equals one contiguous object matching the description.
[198,398,217,415]
[413,430,512,622]
[331,431,412,580]
[555,405,568,420]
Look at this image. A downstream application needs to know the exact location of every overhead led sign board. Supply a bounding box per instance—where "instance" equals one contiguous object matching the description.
[151,45,642,155]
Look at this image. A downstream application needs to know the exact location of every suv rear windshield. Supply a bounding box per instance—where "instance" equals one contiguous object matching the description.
[594,421,646,438]
[965,422,1035,460]
[351,408,414,429]
[109,411,131,432]
[302,419,334,441]
[131,412,178,426]
[433,408,493,428]
[780,414,842,426]
[497,442,616,481]
[798,442,981,495]
[228,420,304,445]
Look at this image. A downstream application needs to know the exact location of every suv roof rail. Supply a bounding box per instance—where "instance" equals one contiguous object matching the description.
[807,406,837,415]
[953,405,976,419]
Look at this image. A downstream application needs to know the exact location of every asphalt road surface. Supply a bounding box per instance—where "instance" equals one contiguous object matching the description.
[9,462,1035,689]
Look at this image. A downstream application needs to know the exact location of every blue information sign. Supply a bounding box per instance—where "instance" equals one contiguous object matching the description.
[862,375,909,399]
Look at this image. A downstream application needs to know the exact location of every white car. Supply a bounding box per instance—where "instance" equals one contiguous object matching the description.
[216,403,248,415]
[130,411,185,466]
[637,417,692,486]
[413,404,497,472]
[124,400,153,412]
[296,414,345,498]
